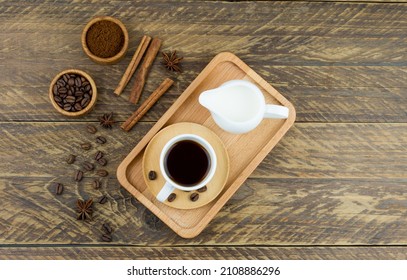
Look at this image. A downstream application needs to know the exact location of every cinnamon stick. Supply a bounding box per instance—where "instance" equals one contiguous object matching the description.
[128,37,162,104]
[114,35,152,96]
[121,78,174,132]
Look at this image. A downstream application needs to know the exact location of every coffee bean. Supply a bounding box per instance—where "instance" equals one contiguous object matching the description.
[167,193,176,202]
[97,169,108,177]
[81,97,89,107]
[63,74,70,82]
[74,103,82,111]
[84,84,91,91]
[93,179,101,189]
[96,136,106,144]
[102,223,112,234]
[65,96,76,104]
[56,80,65,87]
[75,76,82,87]
[54,95,62,103]
[63,103,72,111]
[95,151,104,160]
[53,84,58,95]
[74,91,84,97]
[190,193,199,202]
[101,233,112,242]
[58,87,67,94]
[197,186,207,193]
[86,125,97,134]
[98,195,108,204]
[148,170,157,180]
[81,142,91,150]
[66,154,76,164]
[68,77,75,86]
[97,158,107,166]
[83,161,94,171]
[54,183,64,195]
[75,170,83,182]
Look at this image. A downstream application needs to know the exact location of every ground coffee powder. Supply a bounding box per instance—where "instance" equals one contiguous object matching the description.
[86,20,124,58]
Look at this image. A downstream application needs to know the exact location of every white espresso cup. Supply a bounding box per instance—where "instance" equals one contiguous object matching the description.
[156,134,217,202]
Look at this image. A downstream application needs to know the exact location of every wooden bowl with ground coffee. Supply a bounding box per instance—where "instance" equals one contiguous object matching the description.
[81,16,129,65]
[49,69,97,117]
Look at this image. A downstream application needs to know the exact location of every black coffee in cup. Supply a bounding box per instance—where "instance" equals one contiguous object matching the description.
[164,140,210,186]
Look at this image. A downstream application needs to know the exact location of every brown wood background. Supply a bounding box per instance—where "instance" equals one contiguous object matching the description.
[0,0,406,259]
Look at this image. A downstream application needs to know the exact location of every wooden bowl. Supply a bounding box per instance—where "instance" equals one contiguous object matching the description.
[49,69,97,117]
[81,16,129,65]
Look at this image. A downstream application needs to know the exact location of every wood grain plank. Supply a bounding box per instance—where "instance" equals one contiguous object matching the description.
[0,246,406,260]
[1,175,406,245]
[1,1,406,122]
[0,122,405,179]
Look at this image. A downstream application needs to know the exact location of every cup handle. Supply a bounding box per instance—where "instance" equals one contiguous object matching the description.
[156,181,175,202]
[264,105,289,119]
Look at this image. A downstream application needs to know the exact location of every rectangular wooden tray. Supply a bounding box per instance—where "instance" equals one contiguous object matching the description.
[117,52,296,238]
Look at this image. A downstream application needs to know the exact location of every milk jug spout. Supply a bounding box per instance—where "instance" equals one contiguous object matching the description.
[198,89,222,115]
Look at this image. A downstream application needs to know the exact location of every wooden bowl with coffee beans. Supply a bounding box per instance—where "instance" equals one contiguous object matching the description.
[49,69,97,117]
[81,16,129,65]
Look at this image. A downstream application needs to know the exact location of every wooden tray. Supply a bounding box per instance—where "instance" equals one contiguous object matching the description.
[117,52,296,238]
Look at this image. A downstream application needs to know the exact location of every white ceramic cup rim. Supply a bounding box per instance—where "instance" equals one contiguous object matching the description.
[159,134,217,191]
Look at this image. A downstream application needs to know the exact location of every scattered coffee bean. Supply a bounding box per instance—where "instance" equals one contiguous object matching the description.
[148,170,157,180]
[97,158,107,166]
[81,142,91,150]
[86,125,97,134]
[75,170,84,182]
[54,183,64,195]
[101,233,112,242]
[93,179,101,189]
[94,151,104,161]
[102,222,112,234]
[98,195,108,204]
[96,136,107,144]
[66,154,76,164]
[52,73,92,112]
[97,169,108,177]
[83,161,94,171]
[197,186,207,193]
[190,193,199,202]
[167,193,176,202]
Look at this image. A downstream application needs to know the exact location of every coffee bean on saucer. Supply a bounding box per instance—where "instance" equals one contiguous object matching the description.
[66,154,76,164]
[197,186,207,193]
[83,161,94,171]
[54,183,64,195]
[93,179,101,189]
[97,169,108,177]
[190,193,199,202]
[97,158,107,166]
[148,170,157,180]
[96,136,106,144]
[75,170,83,182]
[167,193,176,202]
[87,125,97,134]
[81,142,91,150]
[95,151,104,161]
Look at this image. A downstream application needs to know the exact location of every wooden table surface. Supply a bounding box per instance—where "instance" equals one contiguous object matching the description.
[1,0,406,260]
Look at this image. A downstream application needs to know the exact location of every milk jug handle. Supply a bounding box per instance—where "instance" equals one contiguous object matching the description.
[156,181,175,202]
[264,105,289,119]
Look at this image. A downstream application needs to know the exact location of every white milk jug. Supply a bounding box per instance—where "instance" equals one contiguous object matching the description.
[199,80,289,134]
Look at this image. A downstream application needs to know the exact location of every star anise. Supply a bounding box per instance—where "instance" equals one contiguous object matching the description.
[162,51,183,72]
[99,112,115,129]
[76,199,93,220]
